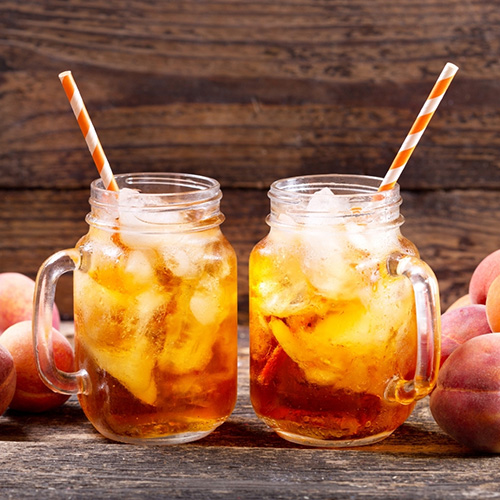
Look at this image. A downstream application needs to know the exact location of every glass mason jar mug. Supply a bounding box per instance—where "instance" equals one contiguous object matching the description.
[33,173,238,445]
[249,174,440,447]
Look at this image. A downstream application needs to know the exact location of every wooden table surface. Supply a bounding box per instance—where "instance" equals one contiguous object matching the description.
[2,2,500,497]
[0,325,496,500]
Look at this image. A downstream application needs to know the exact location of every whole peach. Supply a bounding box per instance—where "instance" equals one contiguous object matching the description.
[0,344,16,416]
[0,273,60,334]
[445,294,471,313]
[0,321,74,412]
[430,332,500,453]
[469,249,500,305]
[486,275,500,332]
[440,304,491,367]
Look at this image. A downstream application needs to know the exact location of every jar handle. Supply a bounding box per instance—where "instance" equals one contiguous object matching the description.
[33,249,89,395]
[384,252,441,404]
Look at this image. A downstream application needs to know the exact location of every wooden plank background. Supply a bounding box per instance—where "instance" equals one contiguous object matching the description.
[1,0,500,322]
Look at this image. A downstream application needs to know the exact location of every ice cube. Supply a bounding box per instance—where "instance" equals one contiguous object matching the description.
[85,227,122,272]
[345,222,369,251]
[135,208,184,227]
[116,188,144,229]
[125,250,156,288]
[159,229,221,279]
[297,188,367,298]
[276,213,296,226]
[190,290,220,325]
[117,188,186,249]
[253,231,310,316]
[259,280,309,317]
[307,187,337,211]
[160,244,202,279]
[302,248,352,298]
[346,222,400,260]
[135,289,168,325]
[257,260,310,317]
[299,220,363,299]
[190,271,230,325]
[304,187,350,226]
[118,188,184,225]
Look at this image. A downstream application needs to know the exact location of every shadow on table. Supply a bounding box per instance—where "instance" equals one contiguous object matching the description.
[198,416,483,459]
[0,398,89,442]
[0,394,486,459]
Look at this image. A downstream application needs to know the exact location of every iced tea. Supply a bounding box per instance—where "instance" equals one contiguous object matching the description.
[75,229,237,442]
[34,173,238,444]
[249,175,440,447]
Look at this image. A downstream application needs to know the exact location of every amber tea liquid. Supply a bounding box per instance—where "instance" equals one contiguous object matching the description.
[75,226,237,442]
[249,175,440,447]
[33,173,238,445]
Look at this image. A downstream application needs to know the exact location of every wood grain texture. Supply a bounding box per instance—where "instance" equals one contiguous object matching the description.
[1,0,500,189]
[1,186,498,321]
[2,2,500,496]
[0,328,496,500]
[2,0,500,321]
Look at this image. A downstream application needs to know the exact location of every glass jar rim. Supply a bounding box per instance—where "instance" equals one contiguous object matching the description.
[90,172,221,208]
[270,173,398,198]
[87,172,224,233]
[267,174,403,228]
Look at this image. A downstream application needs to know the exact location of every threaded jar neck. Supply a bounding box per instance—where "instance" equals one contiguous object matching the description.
[87,173,224,233]
[267,174,403,229]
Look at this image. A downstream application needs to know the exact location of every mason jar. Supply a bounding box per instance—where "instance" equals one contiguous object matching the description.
[249,174,440,447]
[34,173,238,445]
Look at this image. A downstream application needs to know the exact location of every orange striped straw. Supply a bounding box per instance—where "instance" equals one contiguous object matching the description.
[378,62,459,192]
[59,71,119,191]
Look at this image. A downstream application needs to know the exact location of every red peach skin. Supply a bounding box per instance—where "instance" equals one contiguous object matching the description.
[0,273,60,334]
[486,275,500,332]
[445,294,471,313]
[0,344,16,416]
[430,333,500,453]
[0,321,74,412]
[469,249,500,305]
[440,304,491,367]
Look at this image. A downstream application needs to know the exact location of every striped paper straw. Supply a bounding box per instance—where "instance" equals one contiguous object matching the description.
[59,71,119,191]
[378,62,459,192]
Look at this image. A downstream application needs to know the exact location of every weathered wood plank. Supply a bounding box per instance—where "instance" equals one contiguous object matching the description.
[1,1,500,189]
[0,333,495,500]
[0,187,498,321]
[1,1,500,497]
[4,100,498,190]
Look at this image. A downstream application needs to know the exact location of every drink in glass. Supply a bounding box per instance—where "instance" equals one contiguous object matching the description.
[34,173,238,444]
[249,174,440,447]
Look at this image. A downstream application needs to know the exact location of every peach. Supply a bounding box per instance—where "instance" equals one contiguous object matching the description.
[430,332,500,453]
[445,294,471,313]
[0,344,16,416]
[440,305,492,367]
[0,273,60,334]
[0,321,74,412]
[469,249,500,305]
[486,275,500,332]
